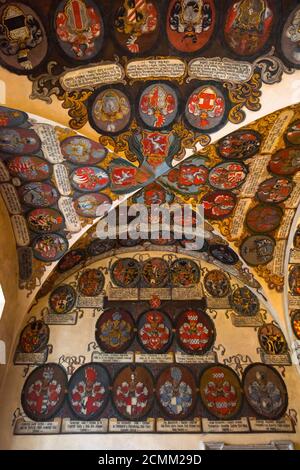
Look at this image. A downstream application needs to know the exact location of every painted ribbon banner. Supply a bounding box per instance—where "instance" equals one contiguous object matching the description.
[109,419,155,433]
[268,239,286,276]
[242,155,271,198]
[0,183,22,214]
[33,125,64,163]
[77,296,103,309]
[261,110,295,154]
[249,416,294,433]
[157,418,201,433]
[188,58,253,83]
[54,164,72,196]
[175,351,217,364]
[230,199,252,240]
[92,350,134,364]
[202,418,250,433]
[60,63,125,92]
[206,297,231,309]
[61,419,108,434]
[277,209,295,239]
[126,58,186,81]
[231,312,263,328]
[107,286,138,301]
[286,185,300,209]
[58,197,81,233]
[18,247,33,281]
[14,418,61,435]
[0,161,10,182]
[135,353,174,364]
[11,215,30,247]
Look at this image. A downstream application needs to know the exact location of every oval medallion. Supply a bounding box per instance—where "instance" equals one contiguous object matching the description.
[217,130,261,160]
[0,127,41,155]
[268,147,300,176]
[32,233,68,262]
[70,166,109,192]
[74,193,112,218]
[137,310,173,354]
[113,0,159,54]
[204,269,231,297]
[7,156,51,182]
[0,106,28,127]
[257,177,294,204]
[61,136,107,165]
[258,323,288,355]
[21,364,67,422]
[133,182,174,206]
[240,235,275,266]
[141,258,169,287]
[112,365,154,420]
[167,0,216,53]
[162,160,209,195]
[90,87,131,135]
[202,191,236,220]
[286,120,300,146]
[281,6,300,67]
[19,320,49,354]
[171,258,200,287]
[87,238,116,257]
[95,308,135,353]
[57,248,86,273]
[27,208,65,234]
[156,365,197,419]
[224,0,274,57]
[19,182,59,208]
[111,258,141,288]
[209,162,247,190]
[229,286,260,316]
[185,85,227,132]
[246,204,283,234]
[138,83,179,130]
[243,363,288,419]
[68,363,110,420]
[294,227,300,249]
[176,308,215,355]
[200,365,243,419]
[291,310,300,340]
[54,0,104,61]
[78,268,104,297]
[0,2,48,73]
[49,284,77,314]
[208,243,239,265]
[289,265,300,296]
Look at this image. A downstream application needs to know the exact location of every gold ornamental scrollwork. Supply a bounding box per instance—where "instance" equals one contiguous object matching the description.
[172,122,211,154]
[255,266,284,293]
[209,219,234,241]
[255,110,280,136]
[195,144,221,168]
[99,120,141,162]
[29,61,64,104]
[224,72,262,125]
[59,90,92,130]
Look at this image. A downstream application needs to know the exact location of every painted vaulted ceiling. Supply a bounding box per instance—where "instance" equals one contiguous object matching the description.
[1,0,300,449]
